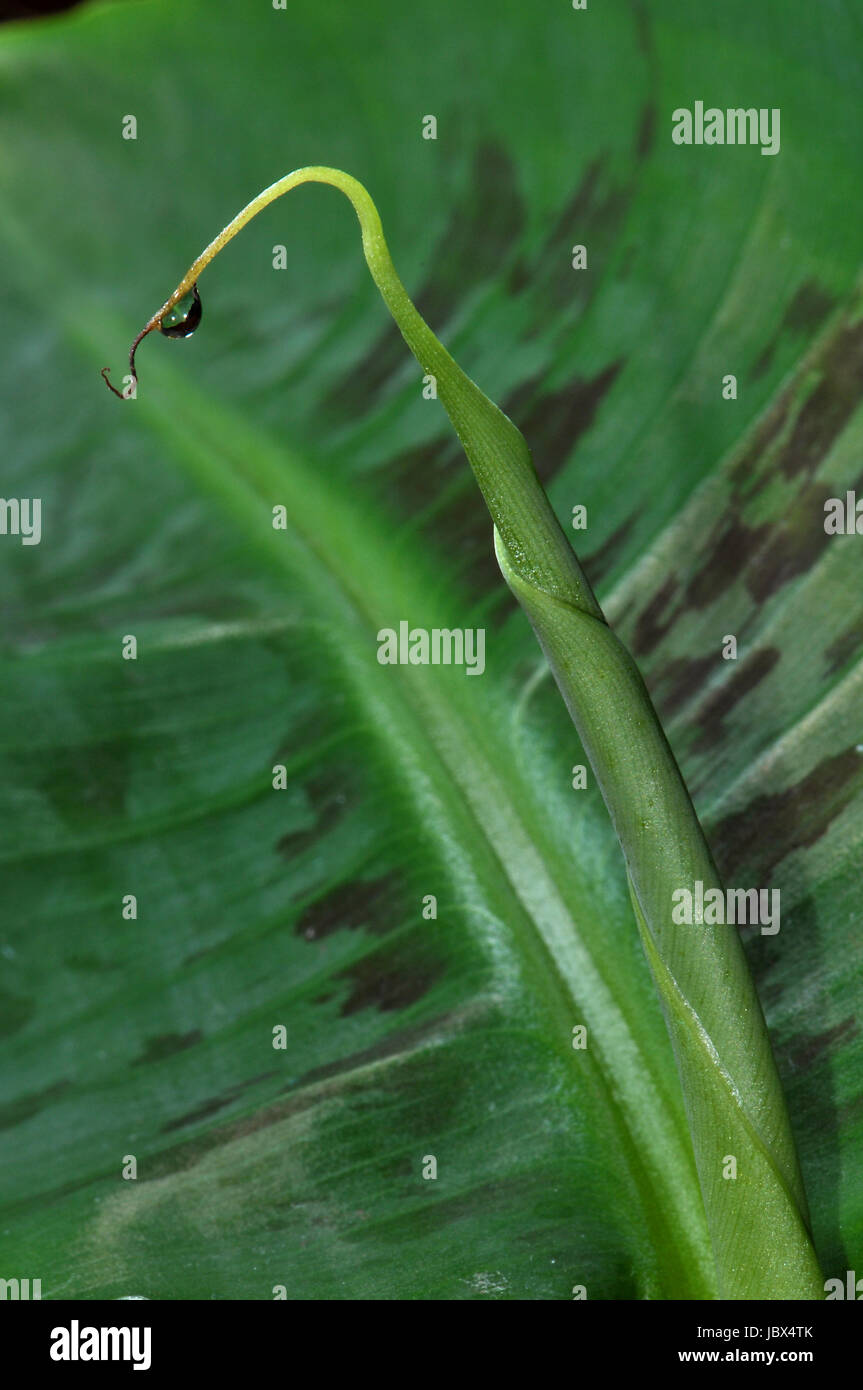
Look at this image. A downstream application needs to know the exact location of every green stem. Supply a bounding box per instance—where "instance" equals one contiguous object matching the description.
[105,166,823,1299]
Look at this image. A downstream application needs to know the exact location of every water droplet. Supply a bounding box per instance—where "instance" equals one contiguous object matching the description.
[159,284,202,338]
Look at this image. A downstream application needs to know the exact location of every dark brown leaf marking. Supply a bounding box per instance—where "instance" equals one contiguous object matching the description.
[0,1079,71,1132]
[745,482,835,603]
[633,0,653,55]
[636,104,656,160]
[132,1030,202,1066]
[711,746,863,883]
[783,282,838,335]
[508,159,627,319]
[581,513,639,588]
[504,361,624,484]
[631,576,679,656]
[277,768,351,861]
[729,405,790,496]
[750,343,775,384]
[160,1070,278,1134]
[336,940,446,1017]
[276,808,341,860]
[752,281,836,381]
[634,305,861,645]
[296,876,396,943]
[781,1017,859,1074]
[145,1041,457,1182]
[731,308,863,497]
[777,316,863,480]
[823,618,863,678]
[630,519,767,663]
[691,648,781,752]
[147,1090,320,1177]
[291,1015,451,1089]
[507,159,601,297]
[681,516,771,612]
[655,652,718,718]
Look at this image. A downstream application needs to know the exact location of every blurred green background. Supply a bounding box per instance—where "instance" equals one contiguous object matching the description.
[0,0,861,1298]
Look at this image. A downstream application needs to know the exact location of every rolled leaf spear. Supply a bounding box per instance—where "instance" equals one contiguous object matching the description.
[104,167,823,1299]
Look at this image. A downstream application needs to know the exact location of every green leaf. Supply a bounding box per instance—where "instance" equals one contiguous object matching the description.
[0,0,861,1300]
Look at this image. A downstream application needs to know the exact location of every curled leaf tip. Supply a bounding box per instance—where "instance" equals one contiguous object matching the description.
[101,363,140,399]
[103,283,204,398]
[100,365,126,398]
[102,320,161,398]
